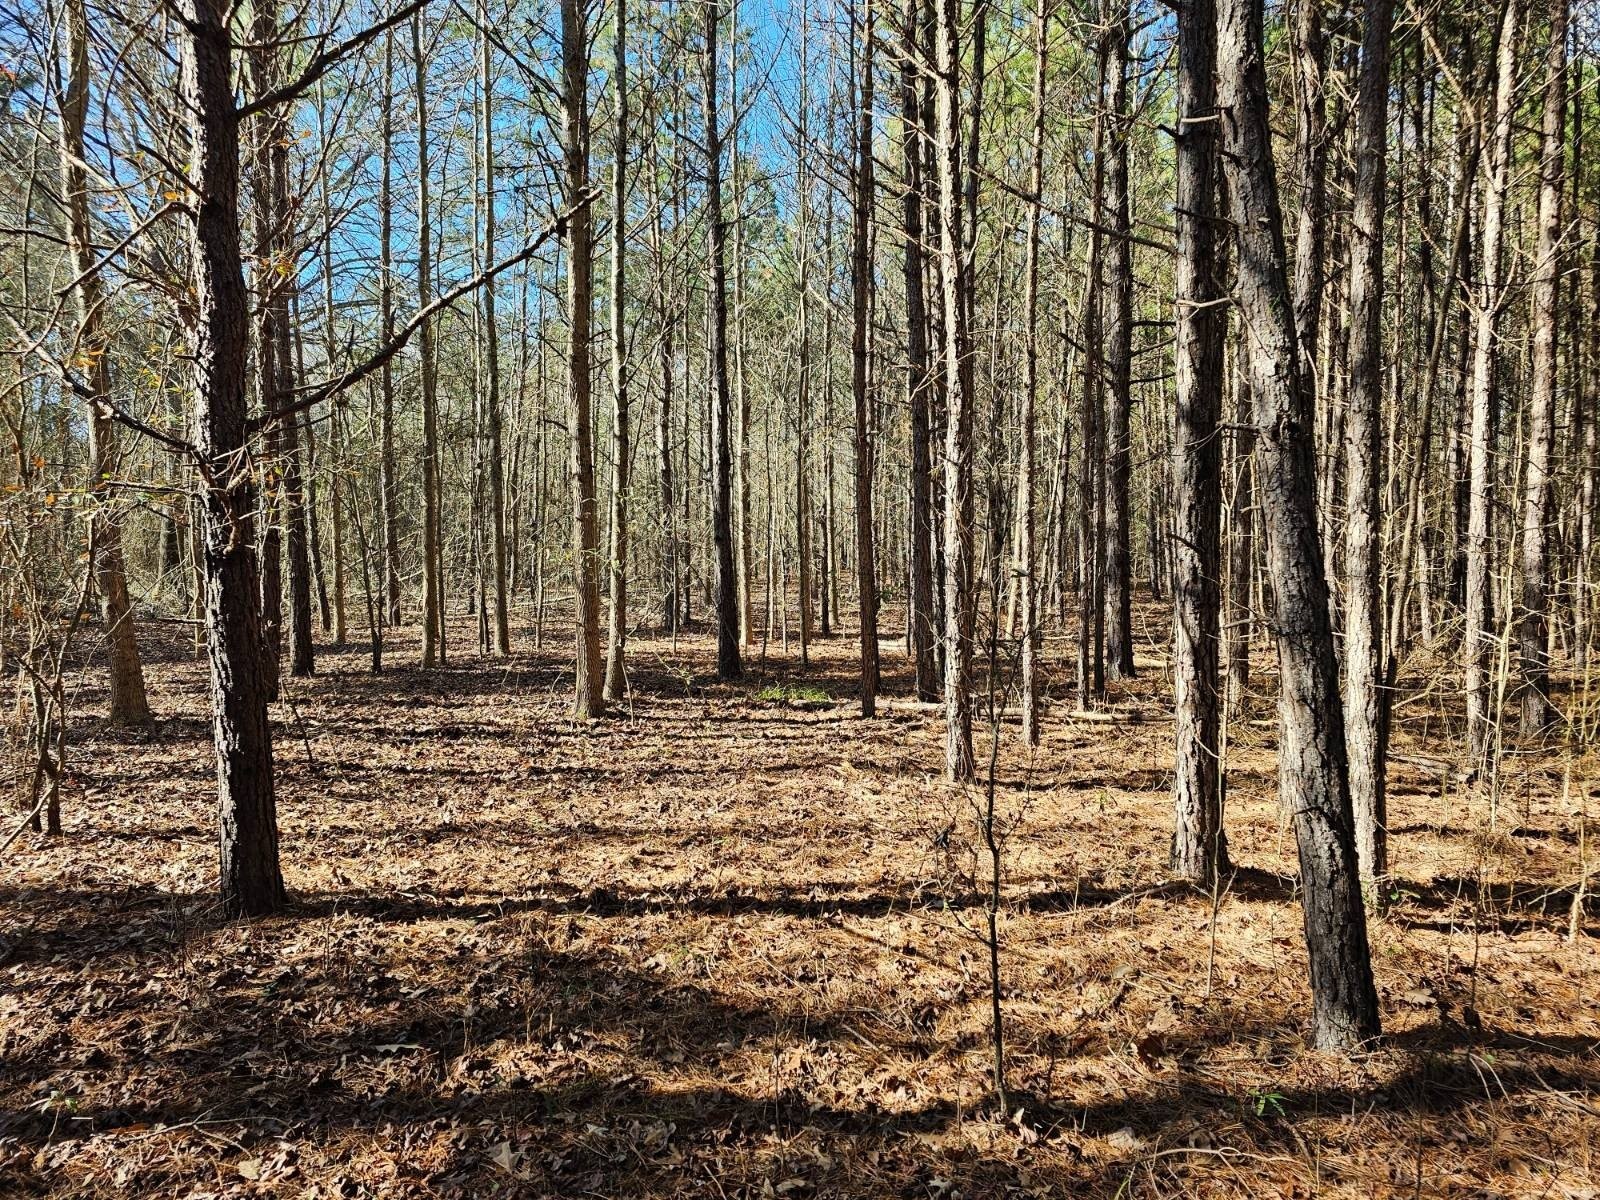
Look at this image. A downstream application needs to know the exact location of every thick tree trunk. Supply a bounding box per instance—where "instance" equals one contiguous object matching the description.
[703,0,743,681]
[1519,0,1567,735]
[1217,0,1380,1049]
[178,0,285,917]
[57,0,151,726]
[564,0,606,714]
[1170,0,1227,885]
[1344,0,1395,883]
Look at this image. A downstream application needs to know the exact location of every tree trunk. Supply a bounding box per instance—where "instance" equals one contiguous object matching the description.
[1017,0,1046,745]
[178,0,285,917]
[703,0,743,681]
[796,18,815,665]
[1103,2,1135,680]
[480,5,511,656]
[604,0,631,702]
[1170,0,1227,884]
[378,33,402,629]
[1465,0,1521,766]
[934,0,974,780]
[851,0,879,717]
[1216,0,1380,1049]
[414,11,442,669]
[1344,0,1395,883]
[900,0,936,701]
[1519,0,1567,736]
[564,0,606,714]
[57,0,151,725]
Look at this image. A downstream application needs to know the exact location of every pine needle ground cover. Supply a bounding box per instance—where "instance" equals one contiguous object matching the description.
[3,608,1597,1198]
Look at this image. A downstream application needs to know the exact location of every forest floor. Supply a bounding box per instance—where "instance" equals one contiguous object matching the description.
[2,601,1599,1198]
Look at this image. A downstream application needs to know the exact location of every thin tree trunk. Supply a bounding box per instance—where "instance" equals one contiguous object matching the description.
[604,0,631,701]
[851,0,879,716]
[934,0,974,780]
[1017,0,1046,745]
[1466,0,1521,766]
[1103,1,1135,680]
[1519,0,1567,735]
[414,10,442,669]
[1344,0,1396,883]
[564,0,606,714]
[57,0,150,725]
[480,9,510,655]
[703,0,742,681]
[379,32,402,628]
[901,0,936,701]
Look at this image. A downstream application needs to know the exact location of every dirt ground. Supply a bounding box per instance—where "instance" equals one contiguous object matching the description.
[2,602,1598,1198]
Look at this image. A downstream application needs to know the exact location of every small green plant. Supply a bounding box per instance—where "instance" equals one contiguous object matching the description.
[1248,1087,1287,1118]
[756,683,832,705]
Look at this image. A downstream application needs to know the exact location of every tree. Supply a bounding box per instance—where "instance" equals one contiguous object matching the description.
[1465,0,1521,768]
[934,0,975,781]
[1344,0,1396,883]
[1169,0,1227,885]
[1519,0,1567,736]
[55,0,151,726]
[1216,0,1380,1048]
[565,0,606,716]
[179,0,286,917]
[850,0,879,717]
[604,0,631,703]
[703,0,742,682]
[1102,0,1134,681]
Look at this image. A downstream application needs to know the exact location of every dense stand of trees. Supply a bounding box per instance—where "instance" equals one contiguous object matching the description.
[2,0,1595,1048]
